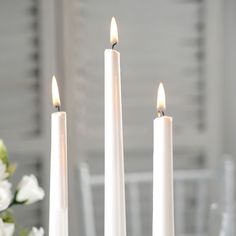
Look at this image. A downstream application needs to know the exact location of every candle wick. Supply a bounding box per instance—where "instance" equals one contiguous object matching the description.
[56,105,61,112]
[157,110,165,117]
[112,42,117,49]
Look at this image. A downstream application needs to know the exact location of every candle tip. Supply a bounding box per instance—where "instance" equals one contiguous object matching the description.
[52,75,61,110]
[110,17,118,48]
[157,82,166,116]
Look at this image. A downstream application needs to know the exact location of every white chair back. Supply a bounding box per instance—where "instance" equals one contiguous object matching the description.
[79,163,212,236]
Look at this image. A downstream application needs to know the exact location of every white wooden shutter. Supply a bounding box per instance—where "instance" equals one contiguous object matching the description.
[68,0,207,155]
[68,0,219,168]
[0,0,52,230]
[0,0,41,137]
[63,0,222,235]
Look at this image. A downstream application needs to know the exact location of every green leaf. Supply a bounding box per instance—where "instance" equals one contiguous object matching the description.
[18,228,29,236]
[0,140,9,165]
[0,210,15,223]
[7,163,17,177]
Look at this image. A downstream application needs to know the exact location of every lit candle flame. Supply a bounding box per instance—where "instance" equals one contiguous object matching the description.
[110,17,118,47]
[52,75,61,109]
[157,82,166,113]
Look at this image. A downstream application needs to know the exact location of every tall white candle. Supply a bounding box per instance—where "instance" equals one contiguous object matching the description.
[153,83,174,236]
[104,17,126,236]
[49,76,68,236]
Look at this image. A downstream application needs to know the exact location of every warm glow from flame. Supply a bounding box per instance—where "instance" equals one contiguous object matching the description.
[157,82,166,111]
[110,17,118,45]
[52,76,61,108]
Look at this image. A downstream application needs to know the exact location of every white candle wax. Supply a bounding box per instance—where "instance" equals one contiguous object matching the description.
[49,77,68,236]
[104,17,126,236]
[152,83,174,236]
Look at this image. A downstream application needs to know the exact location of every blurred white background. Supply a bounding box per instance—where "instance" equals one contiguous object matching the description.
[0,0,236,235]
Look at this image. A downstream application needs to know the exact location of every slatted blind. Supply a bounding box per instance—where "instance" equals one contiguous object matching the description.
[64,0,222,235]
[73,0,207,162]
[0,0,41,137]
[73,0,206,153]
[0,0,46,230]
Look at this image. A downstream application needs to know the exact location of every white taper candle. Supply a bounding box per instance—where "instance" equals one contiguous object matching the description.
[153,83,174,236]
[49,76,68,236]
[104,17,126,236]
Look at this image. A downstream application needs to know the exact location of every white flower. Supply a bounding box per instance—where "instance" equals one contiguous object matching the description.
[16,175,45,204]
[0,160,8,181]
[28,227,44,236]
[0,180,12,211]
[0,218,15,236]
